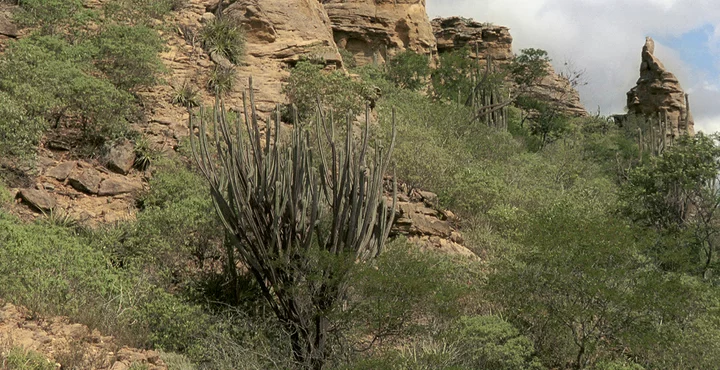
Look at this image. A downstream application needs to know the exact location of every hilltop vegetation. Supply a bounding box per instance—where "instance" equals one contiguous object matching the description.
[0,1,720,369]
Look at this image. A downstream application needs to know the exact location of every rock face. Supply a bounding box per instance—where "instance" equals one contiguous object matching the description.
[220,0,342,115]
[433,16,513,65]
[432,16,588,117]
[227,0,341,66]
[626,37,694,135]
[323,0,436,65]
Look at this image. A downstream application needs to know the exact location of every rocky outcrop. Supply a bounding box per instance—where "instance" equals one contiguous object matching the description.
[432,16,588,117]
[323,0,436,65]
[626,37,694,135]
[0,302,167,369]
[207,0,342,115]
[387,180,476,258]
[433,16,513,65]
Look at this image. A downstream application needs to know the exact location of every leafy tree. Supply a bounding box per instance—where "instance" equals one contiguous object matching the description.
[508,48,551,88]
[190,91,396,369]
[488,199,676,369]
[284,61,377,123]
[386,50,431,91]
[431,47,476,103]
[622,133,720,276]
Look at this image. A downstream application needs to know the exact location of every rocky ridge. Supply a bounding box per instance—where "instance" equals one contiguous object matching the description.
[626,37,694,135]
[432,16,588,117]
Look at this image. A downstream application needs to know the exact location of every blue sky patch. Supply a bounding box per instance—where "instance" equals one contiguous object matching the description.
[657,24,719,79]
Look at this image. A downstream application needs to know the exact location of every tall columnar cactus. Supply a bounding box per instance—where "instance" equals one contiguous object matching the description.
[189,78,396,369]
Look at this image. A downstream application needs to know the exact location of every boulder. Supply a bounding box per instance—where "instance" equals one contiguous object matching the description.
[98,176,142,196]
[626,37,694,135]
[106,141,136,175]
[45,161,77,181]
[18,188,56,212]
[324,0,436,65]
[68,169,102,194]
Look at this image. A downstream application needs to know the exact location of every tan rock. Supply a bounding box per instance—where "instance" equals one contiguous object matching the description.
[98,176,143,196]
[68,169,102,194]
[18,188,56,212]
[106,140,136,175]
[0,4,17,38]
[227,0,341,66]
[324,0,436,65]
[45,161,77,181]
[626,36,694,135]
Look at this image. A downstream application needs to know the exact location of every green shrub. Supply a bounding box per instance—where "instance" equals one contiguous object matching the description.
[200,17,245,64]
[445,315,542,370]
[284,61,377,122]
[0,35,135,147]
[0,211,122,319]
[0,91,45,159]
[339,48,357,69]
[15,0,94,35]
[132,289,209,352]
[92,24,165,91]
[386,50,431,91]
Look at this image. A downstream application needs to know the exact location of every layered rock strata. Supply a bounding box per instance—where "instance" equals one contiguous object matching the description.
[323,0,436,65]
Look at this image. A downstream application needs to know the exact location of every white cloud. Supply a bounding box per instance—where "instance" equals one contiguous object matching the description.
[427,0,720,133]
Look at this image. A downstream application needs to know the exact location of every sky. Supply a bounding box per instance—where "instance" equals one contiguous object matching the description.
[427,0,720,133]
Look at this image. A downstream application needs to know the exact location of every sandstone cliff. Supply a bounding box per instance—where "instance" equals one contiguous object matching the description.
[432,16,588,117]
[626,37,694,135]
[322,0,436,65]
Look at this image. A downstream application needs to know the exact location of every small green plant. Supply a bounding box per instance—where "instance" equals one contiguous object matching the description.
[0,91,45,160]
[171,80,200,108]
[1,347,55,370]
[39,209,78,230]
[207,65,236,96]
[133,137,162,171]
[200,17,245,64]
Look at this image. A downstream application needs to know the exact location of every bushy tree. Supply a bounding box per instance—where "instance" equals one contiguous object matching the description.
[622,133,720,276]
[431,47,475,103]
[284,61,377,123]
[386,50,431,91]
